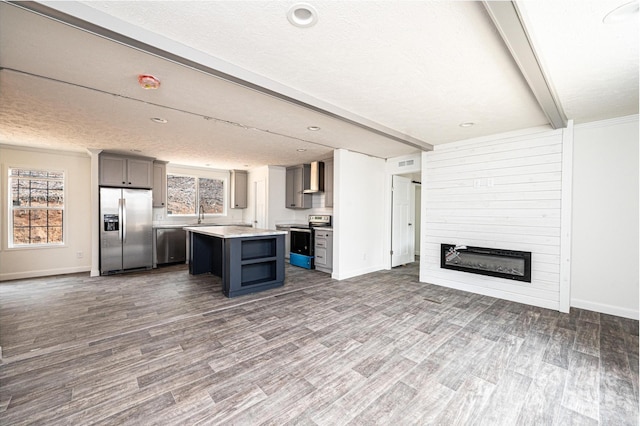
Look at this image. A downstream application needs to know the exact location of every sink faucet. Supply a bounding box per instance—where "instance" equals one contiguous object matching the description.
[198,205,205,224]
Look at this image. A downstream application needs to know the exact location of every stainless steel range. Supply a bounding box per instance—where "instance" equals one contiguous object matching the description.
[289,215,331,269]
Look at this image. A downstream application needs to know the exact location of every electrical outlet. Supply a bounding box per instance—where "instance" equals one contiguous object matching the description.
[76,251,83,259]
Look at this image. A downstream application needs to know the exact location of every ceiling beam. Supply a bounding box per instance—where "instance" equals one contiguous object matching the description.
[10,1,433,152]
[483,1,567,129]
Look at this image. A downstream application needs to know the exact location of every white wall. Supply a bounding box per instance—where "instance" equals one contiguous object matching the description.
[333,149,386,280]
[420,127,568,311]
[0,145,92,280]
[571,115,639,319]
[247,165,297,229]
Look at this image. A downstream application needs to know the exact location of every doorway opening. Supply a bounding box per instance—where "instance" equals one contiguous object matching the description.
[391,172,421,268]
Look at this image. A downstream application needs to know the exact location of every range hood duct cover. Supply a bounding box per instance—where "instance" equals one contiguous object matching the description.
[303,161,325,193]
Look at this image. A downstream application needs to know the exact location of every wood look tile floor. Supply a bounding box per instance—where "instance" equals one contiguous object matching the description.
[0,263,638,425]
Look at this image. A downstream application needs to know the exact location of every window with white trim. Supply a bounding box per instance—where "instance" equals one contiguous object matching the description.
[166,174,224,215]
[9,168,65,246]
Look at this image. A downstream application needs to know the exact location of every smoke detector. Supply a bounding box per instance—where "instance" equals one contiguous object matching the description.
[138,74,161,89]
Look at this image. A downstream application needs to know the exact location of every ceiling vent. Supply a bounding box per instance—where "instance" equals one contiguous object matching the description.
[398,159,415,167]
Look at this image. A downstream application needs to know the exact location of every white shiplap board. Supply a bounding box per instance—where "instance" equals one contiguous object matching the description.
[420,128,565,310]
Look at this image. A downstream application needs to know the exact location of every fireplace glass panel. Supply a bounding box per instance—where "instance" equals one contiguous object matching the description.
[440,244,532,282]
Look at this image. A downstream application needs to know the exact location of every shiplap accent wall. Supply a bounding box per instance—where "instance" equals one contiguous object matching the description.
[420,128,566,311]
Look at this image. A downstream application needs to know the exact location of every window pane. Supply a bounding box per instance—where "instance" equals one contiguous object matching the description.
[11,180,32,207]
[29,180,49,207]
[48,226,63,244]
[167,175,196,215]
[31,170,49,178]
[49,180,63,190]
[11,179,20,206]
[10,168,29,177]
[13,209,29,229]
[30,227,47,244]
[31,209,48,227]
[47,189,64,207]
[199,178,224,214]
[13,226,30,245]
[48,210,63,227]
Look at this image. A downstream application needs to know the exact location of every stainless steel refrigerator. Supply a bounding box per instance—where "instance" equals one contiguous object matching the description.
[100,187,152,275]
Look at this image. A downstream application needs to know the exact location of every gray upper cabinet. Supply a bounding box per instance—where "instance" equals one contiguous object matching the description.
[152,161,167,208]
[286,164,311,209]
[100,154,153,188]
[230,170,247,209]
[324,158,334,208]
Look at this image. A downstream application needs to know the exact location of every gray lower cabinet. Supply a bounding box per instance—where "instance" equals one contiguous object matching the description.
[314,229,333,273]
[286,165,311,209]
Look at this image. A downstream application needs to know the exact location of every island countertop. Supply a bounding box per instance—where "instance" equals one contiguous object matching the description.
[183,225,287,239]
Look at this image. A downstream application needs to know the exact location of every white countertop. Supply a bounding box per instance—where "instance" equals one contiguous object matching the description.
[154,223,251,229]
[183,225,287,239]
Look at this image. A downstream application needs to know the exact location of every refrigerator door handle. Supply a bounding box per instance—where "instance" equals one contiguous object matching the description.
[118,198,124,241]
[122,198,127,243]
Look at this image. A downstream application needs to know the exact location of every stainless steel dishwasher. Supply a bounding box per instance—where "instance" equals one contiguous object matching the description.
[156,228,187,265]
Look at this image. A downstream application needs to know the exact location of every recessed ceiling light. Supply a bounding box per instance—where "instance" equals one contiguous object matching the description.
[138,74,161,89]
[307,126,321,131]
[287,3,318,28]
[603,0,639,23]
[459,122,475,128]
[150,117,168,124]
[297,148,307,152]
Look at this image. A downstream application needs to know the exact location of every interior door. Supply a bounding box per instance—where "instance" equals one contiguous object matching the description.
[253,180,266,228]
[391,175,415,267]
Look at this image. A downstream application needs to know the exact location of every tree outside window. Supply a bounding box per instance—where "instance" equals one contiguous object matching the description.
[166,174,224,215]
[9,168,64,246]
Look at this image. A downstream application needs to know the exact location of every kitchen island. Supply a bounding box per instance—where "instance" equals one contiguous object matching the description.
[184,226,286,297]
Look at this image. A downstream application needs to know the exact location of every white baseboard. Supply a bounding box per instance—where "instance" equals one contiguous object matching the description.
[333,264,384,281]
[571,298,639,320]
[0,266,91,282]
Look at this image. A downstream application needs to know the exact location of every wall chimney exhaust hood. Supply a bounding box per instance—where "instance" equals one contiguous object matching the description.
[303,161,325,193]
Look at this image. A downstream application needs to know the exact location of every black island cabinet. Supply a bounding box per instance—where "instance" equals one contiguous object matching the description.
[185,226,286,297]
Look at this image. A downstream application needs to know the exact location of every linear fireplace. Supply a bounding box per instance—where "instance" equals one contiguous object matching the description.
[440,244,532,282]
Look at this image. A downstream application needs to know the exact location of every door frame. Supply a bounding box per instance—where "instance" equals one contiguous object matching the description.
[383,154,423,270]
[391,174,415,267]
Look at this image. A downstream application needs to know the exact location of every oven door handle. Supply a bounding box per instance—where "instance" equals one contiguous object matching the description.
[290,228,312,233]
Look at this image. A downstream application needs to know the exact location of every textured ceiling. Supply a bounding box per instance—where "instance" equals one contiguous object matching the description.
[75,1,547,142]
[518,0,639,124]
[0,1,637,170]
